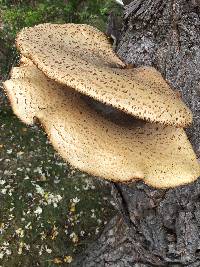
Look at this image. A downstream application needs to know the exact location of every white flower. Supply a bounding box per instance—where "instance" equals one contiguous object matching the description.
[69,232,76,238]
[72,197,80,204]
[74,186,80,191]
[69,232,78,243]
[80,231,85,236]
[46,193,62,206]
[5,249,11,255]
[45,246,52,254]
[24,244,30,251]
[18,242,24,255]
[34,207,42,215]
[57,195,62,201]
[7,149,12,154]
[4,170,13,175]
[64,229,68,235]
[17,151,24,156]
[25,222,32,229]
[39,245,44,256]
[91,213,96,218]
[34,167,45,176]
[1,189,7,194]
[16,228,24,238]
[35,185,44,196]
[0,180,6,185]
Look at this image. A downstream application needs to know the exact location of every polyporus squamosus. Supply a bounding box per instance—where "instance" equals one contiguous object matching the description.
[3,23,200,189]
[16,23,192,127]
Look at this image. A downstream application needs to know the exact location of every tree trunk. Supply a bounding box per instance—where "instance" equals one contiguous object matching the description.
[73,1,200,266]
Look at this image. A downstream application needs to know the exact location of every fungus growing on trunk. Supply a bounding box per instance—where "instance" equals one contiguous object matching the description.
[3,64,200,188]
[2,23,200,188]
[16,23,192,127]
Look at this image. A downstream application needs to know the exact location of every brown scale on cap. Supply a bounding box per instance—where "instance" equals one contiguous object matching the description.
[19,56,33,66]
[3,65,200,188]
[16,23,192,127]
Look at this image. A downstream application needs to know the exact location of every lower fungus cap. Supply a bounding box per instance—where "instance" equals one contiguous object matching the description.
[2,64,200,189]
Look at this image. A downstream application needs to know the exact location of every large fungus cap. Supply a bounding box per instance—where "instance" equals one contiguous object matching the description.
[16,23,192,127]
[3,64,200,188]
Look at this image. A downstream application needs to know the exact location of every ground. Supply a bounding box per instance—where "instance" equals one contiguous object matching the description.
[0,2,122,264]
[0,95,115,266]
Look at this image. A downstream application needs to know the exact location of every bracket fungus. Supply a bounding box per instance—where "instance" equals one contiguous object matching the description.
[16,23,192,127]
[3,23,200,189]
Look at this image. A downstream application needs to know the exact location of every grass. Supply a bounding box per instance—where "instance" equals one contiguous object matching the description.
[0,1,123,265]
[0,107,115,266]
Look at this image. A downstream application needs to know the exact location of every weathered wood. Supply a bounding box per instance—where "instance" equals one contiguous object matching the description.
[73,1,200,266]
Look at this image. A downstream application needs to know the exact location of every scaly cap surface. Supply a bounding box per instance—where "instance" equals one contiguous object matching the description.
[3,65,200,188]
[16,23,192,127]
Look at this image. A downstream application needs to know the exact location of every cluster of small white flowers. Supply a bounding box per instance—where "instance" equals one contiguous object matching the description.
[82,179,95,191]
[34,206,43,215]
[15,228,24,238]
[6,149,13,154]
[0,179,6,185]
[69,232,78,243]
[80,230,85,237]
[72,197,80,204]
[0,242,11,259]
[34,167,45,176]
[1,188,7,194]
[16,151,24,158]
[18,242,30,255]
[3,170,13,176]
[25,222,32,229]
[1,184,14,196]
[34,184,62,207]
[45,193,62,208]
[35,184,45,195]
[45,246,52,254]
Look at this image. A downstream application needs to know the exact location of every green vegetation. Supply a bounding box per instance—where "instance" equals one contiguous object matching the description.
[0,0,121,76]
[0,108,115,266]
[0,1,122,266]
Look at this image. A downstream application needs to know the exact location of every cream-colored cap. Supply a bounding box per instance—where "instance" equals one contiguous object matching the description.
[16,23,192,127]
[19,56,33,66]
[3,65,200,188]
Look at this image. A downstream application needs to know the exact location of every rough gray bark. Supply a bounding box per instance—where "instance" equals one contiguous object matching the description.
[72,1,200,266]
[118,0,200,158]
